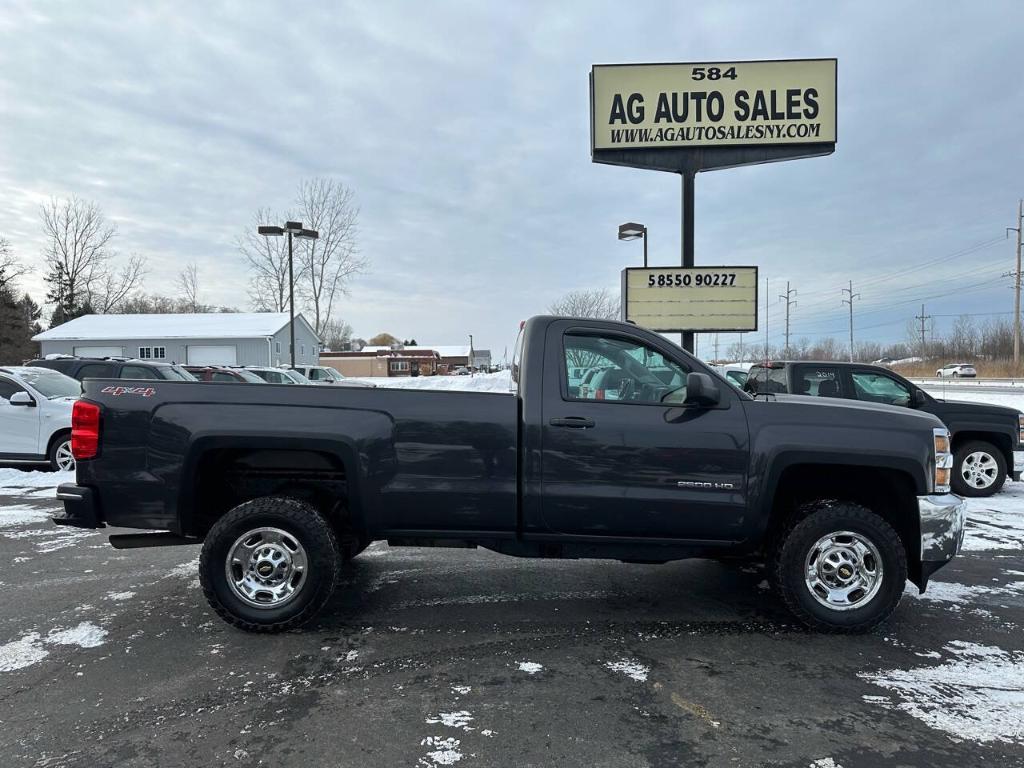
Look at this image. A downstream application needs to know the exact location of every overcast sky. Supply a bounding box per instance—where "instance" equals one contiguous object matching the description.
[1,1,1022,359]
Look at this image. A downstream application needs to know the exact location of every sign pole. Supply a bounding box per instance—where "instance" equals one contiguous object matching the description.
[681,170,696,353]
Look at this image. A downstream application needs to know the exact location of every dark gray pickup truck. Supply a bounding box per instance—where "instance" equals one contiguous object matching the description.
[55,316,966,634]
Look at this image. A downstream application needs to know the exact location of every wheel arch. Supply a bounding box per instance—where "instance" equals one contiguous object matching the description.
[179,435,368,540]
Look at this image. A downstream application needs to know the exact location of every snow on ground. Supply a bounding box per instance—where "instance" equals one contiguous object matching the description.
[348,370,512,393]
[860,641,1024,745]
[921,388,1024,410]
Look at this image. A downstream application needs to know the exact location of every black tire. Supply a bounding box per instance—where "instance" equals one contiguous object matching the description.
[772,501,907,633]
[951,440,1006,498]
[952,372,959,379]
[48,432,75,472]
[199,496,340,633]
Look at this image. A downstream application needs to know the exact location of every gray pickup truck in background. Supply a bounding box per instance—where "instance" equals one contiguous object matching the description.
[56,316,966,634]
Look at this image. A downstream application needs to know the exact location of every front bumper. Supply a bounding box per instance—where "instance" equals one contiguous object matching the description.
[1013,450,1024,482]
[918,492,966,583]
[52,484,104,529]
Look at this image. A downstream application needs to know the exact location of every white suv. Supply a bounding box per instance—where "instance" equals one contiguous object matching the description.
[288,365,375,387]
[935,363,977,378]
[0,366,81,471]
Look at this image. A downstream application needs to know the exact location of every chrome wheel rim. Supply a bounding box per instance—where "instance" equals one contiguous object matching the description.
[804,530,884,611]
[225,527,308,609]
[961,451,998,489]
[55,441,75,471]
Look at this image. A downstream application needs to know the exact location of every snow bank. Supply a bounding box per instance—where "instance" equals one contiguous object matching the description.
[0,469,71,491]
[348,370,512,393]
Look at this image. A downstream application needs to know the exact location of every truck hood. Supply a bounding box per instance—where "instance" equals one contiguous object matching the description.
[931,398,1021,418]
[754,392,945,429]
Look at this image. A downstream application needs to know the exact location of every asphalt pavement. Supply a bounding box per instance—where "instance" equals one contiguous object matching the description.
[2,476,1024,768]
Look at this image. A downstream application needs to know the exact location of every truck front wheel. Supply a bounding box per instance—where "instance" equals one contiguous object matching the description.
[951,440,1006,497]
[199,497,341,632]
[773,501,906,633]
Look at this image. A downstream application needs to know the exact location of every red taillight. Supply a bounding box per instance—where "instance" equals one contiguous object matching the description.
[72,401,100,460]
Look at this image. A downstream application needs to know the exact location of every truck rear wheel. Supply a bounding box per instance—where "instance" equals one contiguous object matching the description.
[199,496,340,633]
[951,440,1006,497]
[772,501,906,633]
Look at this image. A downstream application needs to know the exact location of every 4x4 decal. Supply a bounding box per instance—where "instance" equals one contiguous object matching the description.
[100,385,156,398]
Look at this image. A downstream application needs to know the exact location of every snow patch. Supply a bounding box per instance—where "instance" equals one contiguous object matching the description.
[106,590,136,601]
[0,632,49,672]
[0,505,51,528]
[165,556,199,579]
[451,685,471,695]
[47,622,107,648]
[425,711,474,731]
[516,661,543,675]
[605,659,649,682]
[860,641,1024,744]
[418,736,462,766]
[809,760,844,768]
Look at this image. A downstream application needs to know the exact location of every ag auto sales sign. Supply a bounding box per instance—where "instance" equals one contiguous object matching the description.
[591,59,836,151]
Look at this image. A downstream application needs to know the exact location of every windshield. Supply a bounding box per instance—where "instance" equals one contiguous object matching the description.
[321,367,345,381]
[162,365,197,381]
[283,369,309,383]
[236,369,267,383]
[19,369,82,399]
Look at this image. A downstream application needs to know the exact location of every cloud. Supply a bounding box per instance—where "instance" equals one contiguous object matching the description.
[0,0,1021,353]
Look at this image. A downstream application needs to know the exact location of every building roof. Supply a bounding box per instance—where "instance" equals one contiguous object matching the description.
[33,312,319,342]
[359,345,472,358]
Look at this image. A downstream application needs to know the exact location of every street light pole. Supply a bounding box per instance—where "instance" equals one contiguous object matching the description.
[288,229,296,369]
[258,221,319,370]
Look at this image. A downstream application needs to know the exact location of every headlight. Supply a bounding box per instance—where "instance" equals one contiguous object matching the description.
[1018,413,1024,446]
[933,427,952,493]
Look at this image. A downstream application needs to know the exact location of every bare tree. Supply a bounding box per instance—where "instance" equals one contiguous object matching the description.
[548,288,620,320]
[239,208,291,312]
[40,196,116,309]
[295,178,365,336]
[94,254,147,313]
[40,196,145,317]
[177,262,200,312]
[0,237,29,292]
[321,318,353,351]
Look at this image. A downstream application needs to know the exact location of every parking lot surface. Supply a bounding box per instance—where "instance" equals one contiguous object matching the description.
[2,469,1023,768]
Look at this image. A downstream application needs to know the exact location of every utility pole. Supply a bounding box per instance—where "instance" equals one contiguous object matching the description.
[778,281,797,356]
[915,304,932,355]
[763,277,770,360]
[713,333,720,363]
[1009,199,1023,366]
[841,281,860,362]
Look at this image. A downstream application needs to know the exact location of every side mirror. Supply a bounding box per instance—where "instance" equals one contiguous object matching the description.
[9,391,35,407]
[684,372,721,407]
[911,389,928,407]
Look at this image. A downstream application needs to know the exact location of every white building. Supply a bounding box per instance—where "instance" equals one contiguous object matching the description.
[33,313,320,367]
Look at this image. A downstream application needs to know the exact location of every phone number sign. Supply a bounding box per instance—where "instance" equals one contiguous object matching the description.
[621,266,758,332]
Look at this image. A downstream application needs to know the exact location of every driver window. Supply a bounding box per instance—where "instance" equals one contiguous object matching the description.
[563,333,690,404]
[0,378,20,402]
[851,371,911,407]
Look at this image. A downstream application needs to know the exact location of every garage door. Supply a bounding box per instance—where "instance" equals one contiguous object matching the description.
[73,346,124,358]
[186,345,238,365]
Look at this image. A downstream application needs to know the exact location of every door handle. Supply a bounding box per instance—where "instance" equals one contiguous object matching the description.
[549,416,595,428]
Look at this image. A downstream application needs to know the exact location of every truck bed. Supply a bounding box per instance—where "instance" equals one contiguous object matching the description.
[76,380,519,537]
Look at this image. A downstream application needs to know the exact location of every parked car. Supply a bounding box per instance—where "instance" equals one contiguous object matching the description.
[936,363,977,378]
[28,356,196,382]
[184,366,267,384]
[244,366,309,384]
[743,360,1022,497]
[286,365,375,388]
[0,366,81,471]
[56,316,964,635]
[712,364,751,389]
